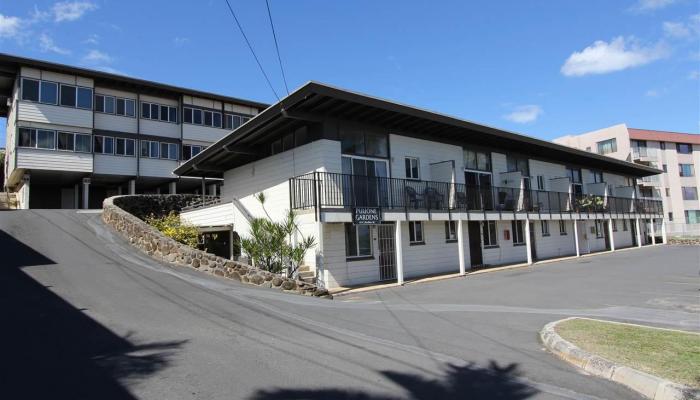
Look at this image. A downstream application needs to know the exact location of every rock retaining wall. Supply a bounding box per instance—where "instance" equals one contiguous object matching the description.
[668,237,700,246]
[102,195,331,298]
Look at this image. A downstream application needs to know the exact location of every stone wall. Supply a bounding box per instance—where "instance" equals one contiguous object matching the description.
[668,236,700,246]
[102,195,331,298]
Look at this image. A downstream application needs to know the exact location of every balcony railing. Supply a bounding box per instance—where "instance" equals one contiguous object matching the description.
[631,148,659,161]
[289,172,663,216]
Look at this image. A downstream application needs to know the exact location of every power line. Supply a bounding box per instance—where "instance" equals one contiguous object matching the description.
[223,0,280,101]
[265,0,289,95]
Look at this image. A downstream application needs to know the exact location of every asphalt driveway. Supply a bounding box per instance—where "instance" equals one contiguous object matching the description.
[1,209,698,400]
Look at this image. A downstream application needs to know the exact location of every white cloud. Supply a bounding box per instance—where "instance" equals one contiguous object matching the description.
[632,0,678,11]
[82,49,112,64]
[0,14,22,38]
[83,33,99,45]
[503,105,543,124]
[689,70,700,80]
[173,37,189,46]
[663,21,690,38]
[39,33,70,54]
[645,89,659,97]
[52,1,97,22]
[561,36,668,77]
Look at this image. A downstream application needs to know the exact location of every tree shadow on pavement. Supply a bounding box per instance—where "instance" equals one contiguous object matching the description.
[250,361,538,400]
[0,230,186,399]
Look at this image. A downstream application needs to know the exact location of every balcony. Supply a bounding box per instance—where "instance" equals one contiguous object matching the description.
[289,172,663,216]
[631,148,659,162]
[638,174,662,187]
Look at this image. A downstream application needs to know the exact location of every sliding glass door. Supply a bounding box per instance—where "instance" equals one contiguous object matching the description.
[342,156,389,207]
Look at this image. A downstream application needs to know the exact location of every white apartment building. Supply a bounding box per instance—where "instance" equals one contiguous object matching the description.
[177,83,664,290]
[1,53,266,209]
[554,124,700,236]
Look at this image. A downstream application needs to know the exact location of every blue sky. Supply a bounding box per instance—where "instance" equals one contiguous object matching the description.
[1,0,698,148]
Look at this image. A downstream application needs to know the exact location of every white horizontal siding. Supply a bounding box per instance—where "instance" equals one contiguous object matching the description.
[181,203,234,227]
[482,221,528,266]
[402,221,460,278]
[140,95,178,106]
[183,124,228,143]
[389,134,463,182]
[139,119,180,139]
[94,154,137,176]
[533,220,576,260]
[17,101,92,129]
[94,113,138,133]
[612,219,635,248]
[139,158,177,178]
[16,148,92,172]
[322,223,380,289]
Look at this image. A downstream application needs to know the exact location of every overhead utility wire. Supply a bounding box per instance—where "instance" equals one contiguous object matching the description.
[265,0,289,95]
[223,0,280,101]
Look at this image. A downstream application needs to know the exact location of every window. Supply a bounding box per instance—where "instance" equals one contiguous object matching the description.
[225,113,252,130]
[463,149,491,171]
[345,224,372,257]
[612,220,618,232]
[115,138,135,156]
[77,87,92,109]
[160,142,178,160]
[203,110,212,126]
[685,210,700,224]
[40,81,58,104]
[622,219,628,231]
[182,144,204,160]
[541,220,550,236]
[511,220,525,245]
[483,221,498,247]
[506,155,529,175]
[96,95,135,117]
[409,221,424,244]
[340,128,388,157]
[140,140,160,158]
[445,221,457,241]
[213,112,222,128]
[183,107,193,123]
[183,106,224,128]
[666,188,671,197]
[193,109,202,124]
[596,138,617,155]
[536,175,545,190]
[660,142,666,150]
[141,102,177,122]
[559,220,567,235]
[677,143,693,154]
[18,128,36,147]
[590,170,604,183]
[681,187,698,200]
[566,167,582,183]
[585,146,591,152]
[94,135,114,154]
[75,134,91,152]
[668,212,673,221]
[594,220,604,238]
[57,132,75,151]
[679,164,695,177]
[34,129,55,149]
[21,78,39,102]
[662,164,667,173]
[405,157,420,180]
[60,84,76,107]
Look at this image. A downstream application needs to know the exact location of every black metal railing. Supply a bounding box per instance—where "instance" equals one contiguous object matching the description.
[289,172,663,216]
[181,195,222,211]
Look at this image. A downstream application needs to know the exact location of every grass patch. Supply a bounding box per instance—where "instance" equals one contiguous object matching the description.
[555,318,700,388]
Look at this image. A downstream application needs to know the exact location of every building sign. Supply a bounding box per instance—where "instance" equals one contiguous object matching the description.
[352,207,381,225]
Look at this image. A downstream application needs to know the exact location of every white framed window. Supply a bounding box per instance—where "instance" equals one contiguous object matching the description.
[345,223,372,258]
[115,138,135,156]
[483,221,498,247]
[622,219,628,231]
[559,220,567,235]
[21,78,40,102]
[18,128,55,150]
[141,102,177,123]
[596,138,617,155]
[94,135,114,155]
[405,157,420,180]
[511,220,525,245]
[541,220,550,236]
[59,84,92,109]
[182,144,204,160]
[57,132,75,151]
[75,134,91,153]
[183,106,224,128]
[612,220,618,232]
[409,221,424,244]
[445,221,457,241]
[594,220,604,238]
[40,81,58,105]
[96,95,135,117]
[140,140,160,158]
[160,142,179,160]
[224,113,251,130]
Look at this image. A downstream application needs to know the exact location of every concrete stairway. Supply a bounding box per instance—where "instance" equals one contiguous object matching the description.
[297,265,316,284]
[0,192,18,210]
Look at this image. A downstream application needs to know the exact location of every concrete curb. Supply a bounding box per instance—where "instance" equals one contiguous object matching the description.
[540,318,699,400]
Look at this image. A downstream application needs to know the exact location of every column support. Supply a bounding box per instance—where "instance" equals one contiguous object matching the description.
[573,219,580,257]
[316,221,325,288]
[457,219,466,275]
[395,220,405,285]
[128,179,136,195]
[169,181,177,195]
[21,174,30,210]
[661,219,667,244]
[635,218,642,247]
[82,177,90,210]
[201,177,206,199]
[650,218,656,245]
[608,218,615,251]
[525,219,533,265]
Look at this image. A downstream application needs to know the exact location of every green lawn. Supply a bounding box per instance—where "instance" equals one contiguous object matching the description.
[555,318,700,388]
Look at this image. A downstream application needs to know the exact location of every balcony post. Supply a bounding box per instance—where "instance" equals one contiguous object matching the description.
[661,219,667,244]
[608,218,615,251]
[635,218,642,247]
[395,220,405,285]
[650,218,656,245]
[573,219,580,257]
[457,219,466,275]
[82,177,91,210]
[525,219,533,265]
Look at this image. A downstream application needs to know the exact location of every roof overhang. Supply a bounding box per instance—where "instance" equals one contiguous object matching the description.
[175,82,662,178]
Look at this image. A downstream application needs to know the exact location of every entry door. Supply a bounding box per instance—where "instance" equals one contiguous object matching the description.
[467,221,483,267]
[377,224,396,281]
[630,219,638,246]
[342,156,389,207]
[603,221,611,250]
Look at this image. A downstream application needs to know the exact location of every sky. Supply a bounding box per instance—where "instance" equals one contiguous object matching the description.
[0,0,698,148]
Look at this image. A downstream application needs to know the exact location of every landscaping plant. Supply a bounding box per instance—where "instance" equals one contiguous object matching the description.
[145,211,200,248]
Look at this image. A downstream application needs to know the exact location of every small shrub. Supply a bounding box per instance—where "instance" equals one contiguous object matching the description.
[145,211,199,248]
